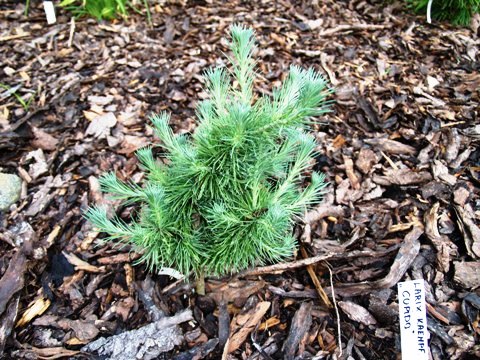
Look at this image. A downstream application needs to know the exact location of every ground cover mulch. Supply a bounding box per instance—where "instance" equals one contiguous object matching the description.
[0,0,479,359]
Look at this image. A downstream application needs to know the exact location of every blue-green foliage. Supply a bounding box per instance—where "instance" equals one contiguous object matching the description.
[408,0,480,25]
[85,25,332,277]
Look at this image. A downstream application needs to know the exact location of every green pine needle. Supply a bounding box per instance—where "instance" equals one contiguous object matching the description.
[407,0,480,25]
[85,25,333,277]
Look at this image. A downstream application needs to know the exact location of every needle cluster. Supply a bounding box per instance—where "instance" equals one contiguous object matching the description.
[85,25,332,277]
[408,0,480,25]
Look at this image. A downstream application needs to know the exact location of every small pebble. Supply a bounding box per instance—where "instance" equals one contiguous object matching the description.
[0,173,22,211]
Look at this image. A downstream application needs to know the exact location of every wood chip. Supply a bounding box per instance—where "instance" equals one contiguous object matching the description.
[227,302,270,353]
[282,301,313,360]
[365,138,417,155]
[374,168,432,186]
[455,206,480,258]
[453,262,480,289]
[16,297,51,328]
[85,112,117,139]
[339,301,377,325]
[0,251,27,315]
[63,251,105,273]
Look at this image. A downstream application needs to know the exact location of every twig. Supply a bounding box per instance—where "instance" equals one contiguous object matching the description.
[327,264,342,358]
[318,24,390,37]
[67,17,75,48]
[161,276,190,294]
[0,33,30,42]
[239,248,393,277]
[300,247,332,308]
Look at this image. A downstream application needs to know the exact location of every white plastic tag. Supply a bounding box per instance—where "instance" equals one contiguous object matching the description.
[398,279,429,360]
[43,1,56,25]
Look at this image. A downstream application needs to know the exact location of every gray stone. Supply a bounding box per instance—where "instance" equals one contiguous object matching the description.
[0,173,22,211]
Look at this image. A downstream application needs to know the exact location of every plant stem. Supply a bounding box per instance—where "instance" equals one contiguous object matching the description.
[195,269,205,296]
[25,0,30,17]
[143,0,152,27]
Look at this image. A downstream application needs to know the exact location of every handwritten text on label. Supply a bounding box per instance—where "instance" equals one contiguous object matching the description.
[398,279,429,359]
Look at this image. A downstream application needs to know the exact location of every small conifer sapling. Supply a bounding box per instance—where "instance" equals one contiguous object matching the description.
[85,25,332,278]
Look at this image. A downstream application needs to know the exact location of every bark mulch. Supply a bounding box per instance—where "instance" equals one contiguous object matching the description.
[0,0,479,359]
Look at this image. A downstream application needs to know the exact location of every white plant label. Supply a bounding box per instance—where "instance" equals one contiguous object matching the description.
[43,1,56,24]
[398,279,429,359]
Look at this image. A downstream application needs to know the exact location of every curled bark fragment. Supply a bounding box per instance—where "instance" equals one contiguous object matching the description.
[304,204,345,224]
[333,226,424,297]
[424,203,457,274]
[343,155,361,190]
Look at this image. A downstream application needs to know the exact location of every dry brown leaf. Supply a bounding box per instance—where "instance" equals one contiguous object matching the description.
[31,127,59,151]
[207,280,266,304]
[356,148,378,174]
[117,135,148,154]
